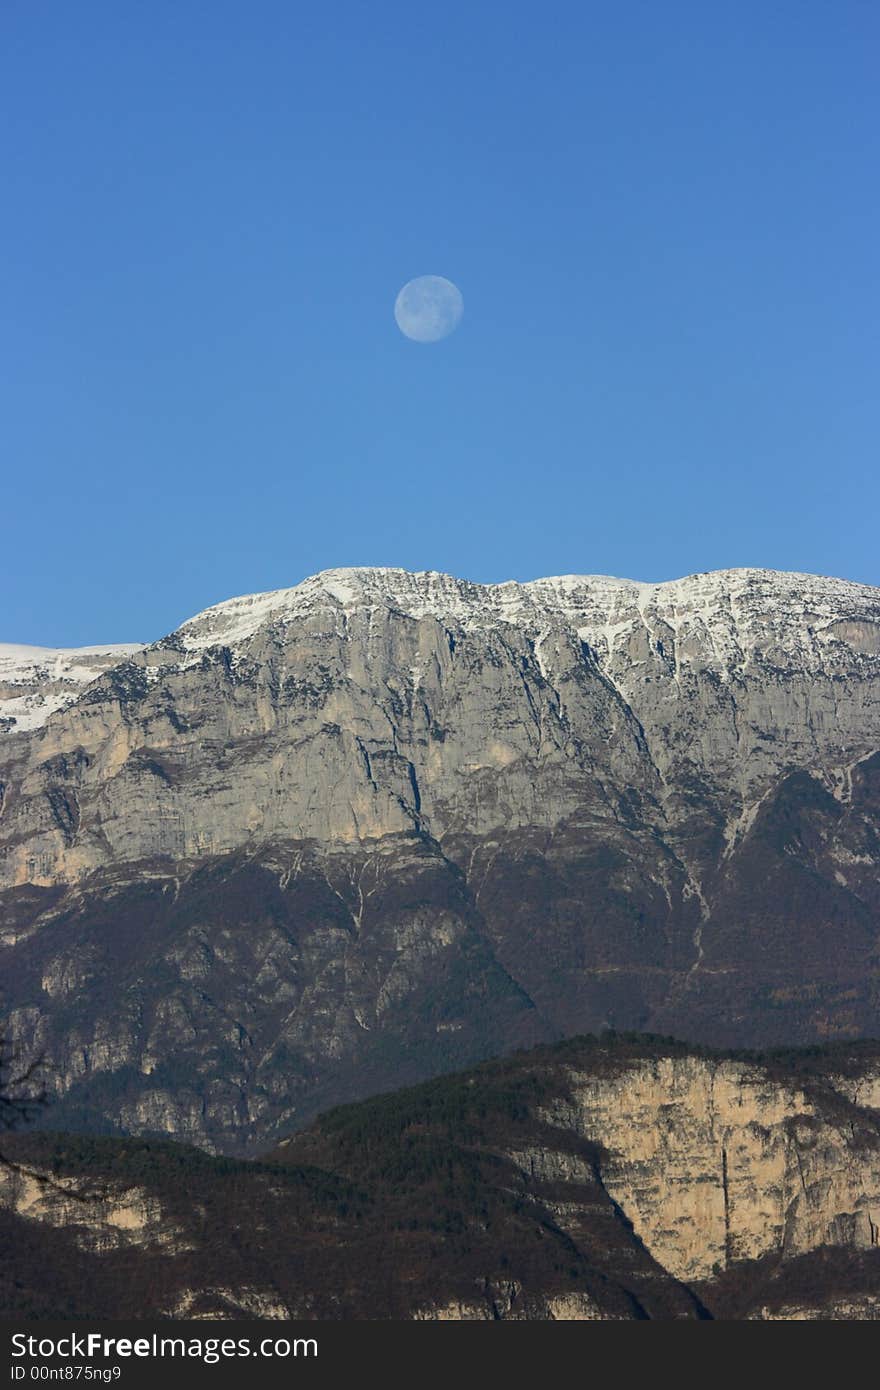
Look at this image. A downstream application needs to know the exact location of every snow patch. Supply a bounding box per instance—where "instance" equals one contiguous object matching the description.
[0,642,145,732]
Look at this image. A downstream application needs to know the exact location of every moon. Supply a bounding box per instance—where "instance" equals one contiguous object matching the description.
[394,275,463,343]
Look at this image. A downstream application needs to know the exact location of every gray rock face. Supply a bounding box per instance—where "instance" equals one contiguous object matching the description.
[1,566,879,1149]
[3,567,880,881]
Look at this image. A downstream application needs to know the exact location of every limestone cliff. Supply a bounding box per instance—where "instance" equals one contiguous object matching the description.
[523,1055,880,1281]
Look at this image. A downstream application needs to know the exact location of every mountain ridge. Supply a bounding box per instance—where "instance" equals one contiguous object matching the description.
[4,564,879,724]
[1,562,879,1151]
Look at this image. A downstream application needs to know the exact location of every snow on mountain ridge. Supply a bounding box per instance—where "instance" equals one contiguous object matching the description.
[0,642,144,671]
[4,567,878,732]
[0,642,145,733]
[163,565,880,669]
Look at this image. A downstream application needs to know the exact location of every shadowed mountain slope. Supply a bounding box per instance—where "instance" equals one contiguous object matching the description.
[2,1035,880,1320]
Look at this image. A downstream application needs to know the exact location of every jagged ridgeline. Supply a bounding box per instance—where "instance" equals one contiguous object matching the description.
[1,566,880,1151]
[2,1036,880,1320]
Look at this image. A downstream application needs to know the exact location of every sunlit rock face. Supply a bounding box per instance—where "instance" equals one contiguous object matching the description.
[538,1055,880,1282]
[1,566,879,1150]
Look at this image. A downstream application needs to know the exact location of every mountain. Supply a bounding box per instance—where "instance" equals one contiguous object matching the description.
[2,566,879,1151]
[2,1035,880,1320]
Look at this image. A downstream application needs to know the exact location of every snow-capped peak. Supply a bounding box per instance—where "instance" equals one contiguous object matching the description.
[161,565,880,670]
[4,566,879,733]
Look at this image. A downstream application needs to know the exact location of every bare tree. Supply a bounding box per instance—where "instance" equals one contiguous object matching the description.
[0,1036,47,1140]
[0,1037,99,1201]
[0,1035,49,1183]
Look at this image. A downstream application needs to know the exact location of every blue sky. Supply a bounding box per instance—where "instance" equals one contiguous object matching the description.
[3,1,878,645]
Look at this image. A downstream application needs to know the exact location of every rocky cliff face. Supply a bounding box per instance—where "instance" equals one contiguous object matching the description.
[537,1055,880,1281]
[2,1038,879,1319]
[1,567,879,1149]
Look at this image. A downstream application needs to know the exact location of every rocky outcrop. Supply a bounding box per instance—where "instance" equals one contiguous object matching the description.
[1,566,879,1149]
[412,1289,605,1320]
[749,1296,880,1320]
[536,1056,880,1282]
[0,1162,188,1256]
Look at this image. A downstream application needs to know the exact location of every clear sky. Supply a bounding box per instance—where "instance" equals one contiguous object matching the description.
[3,2,878,646]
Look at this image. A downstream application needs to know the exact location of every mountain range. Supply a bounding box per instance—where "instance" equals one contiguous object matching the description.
[2,565,879,1152]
